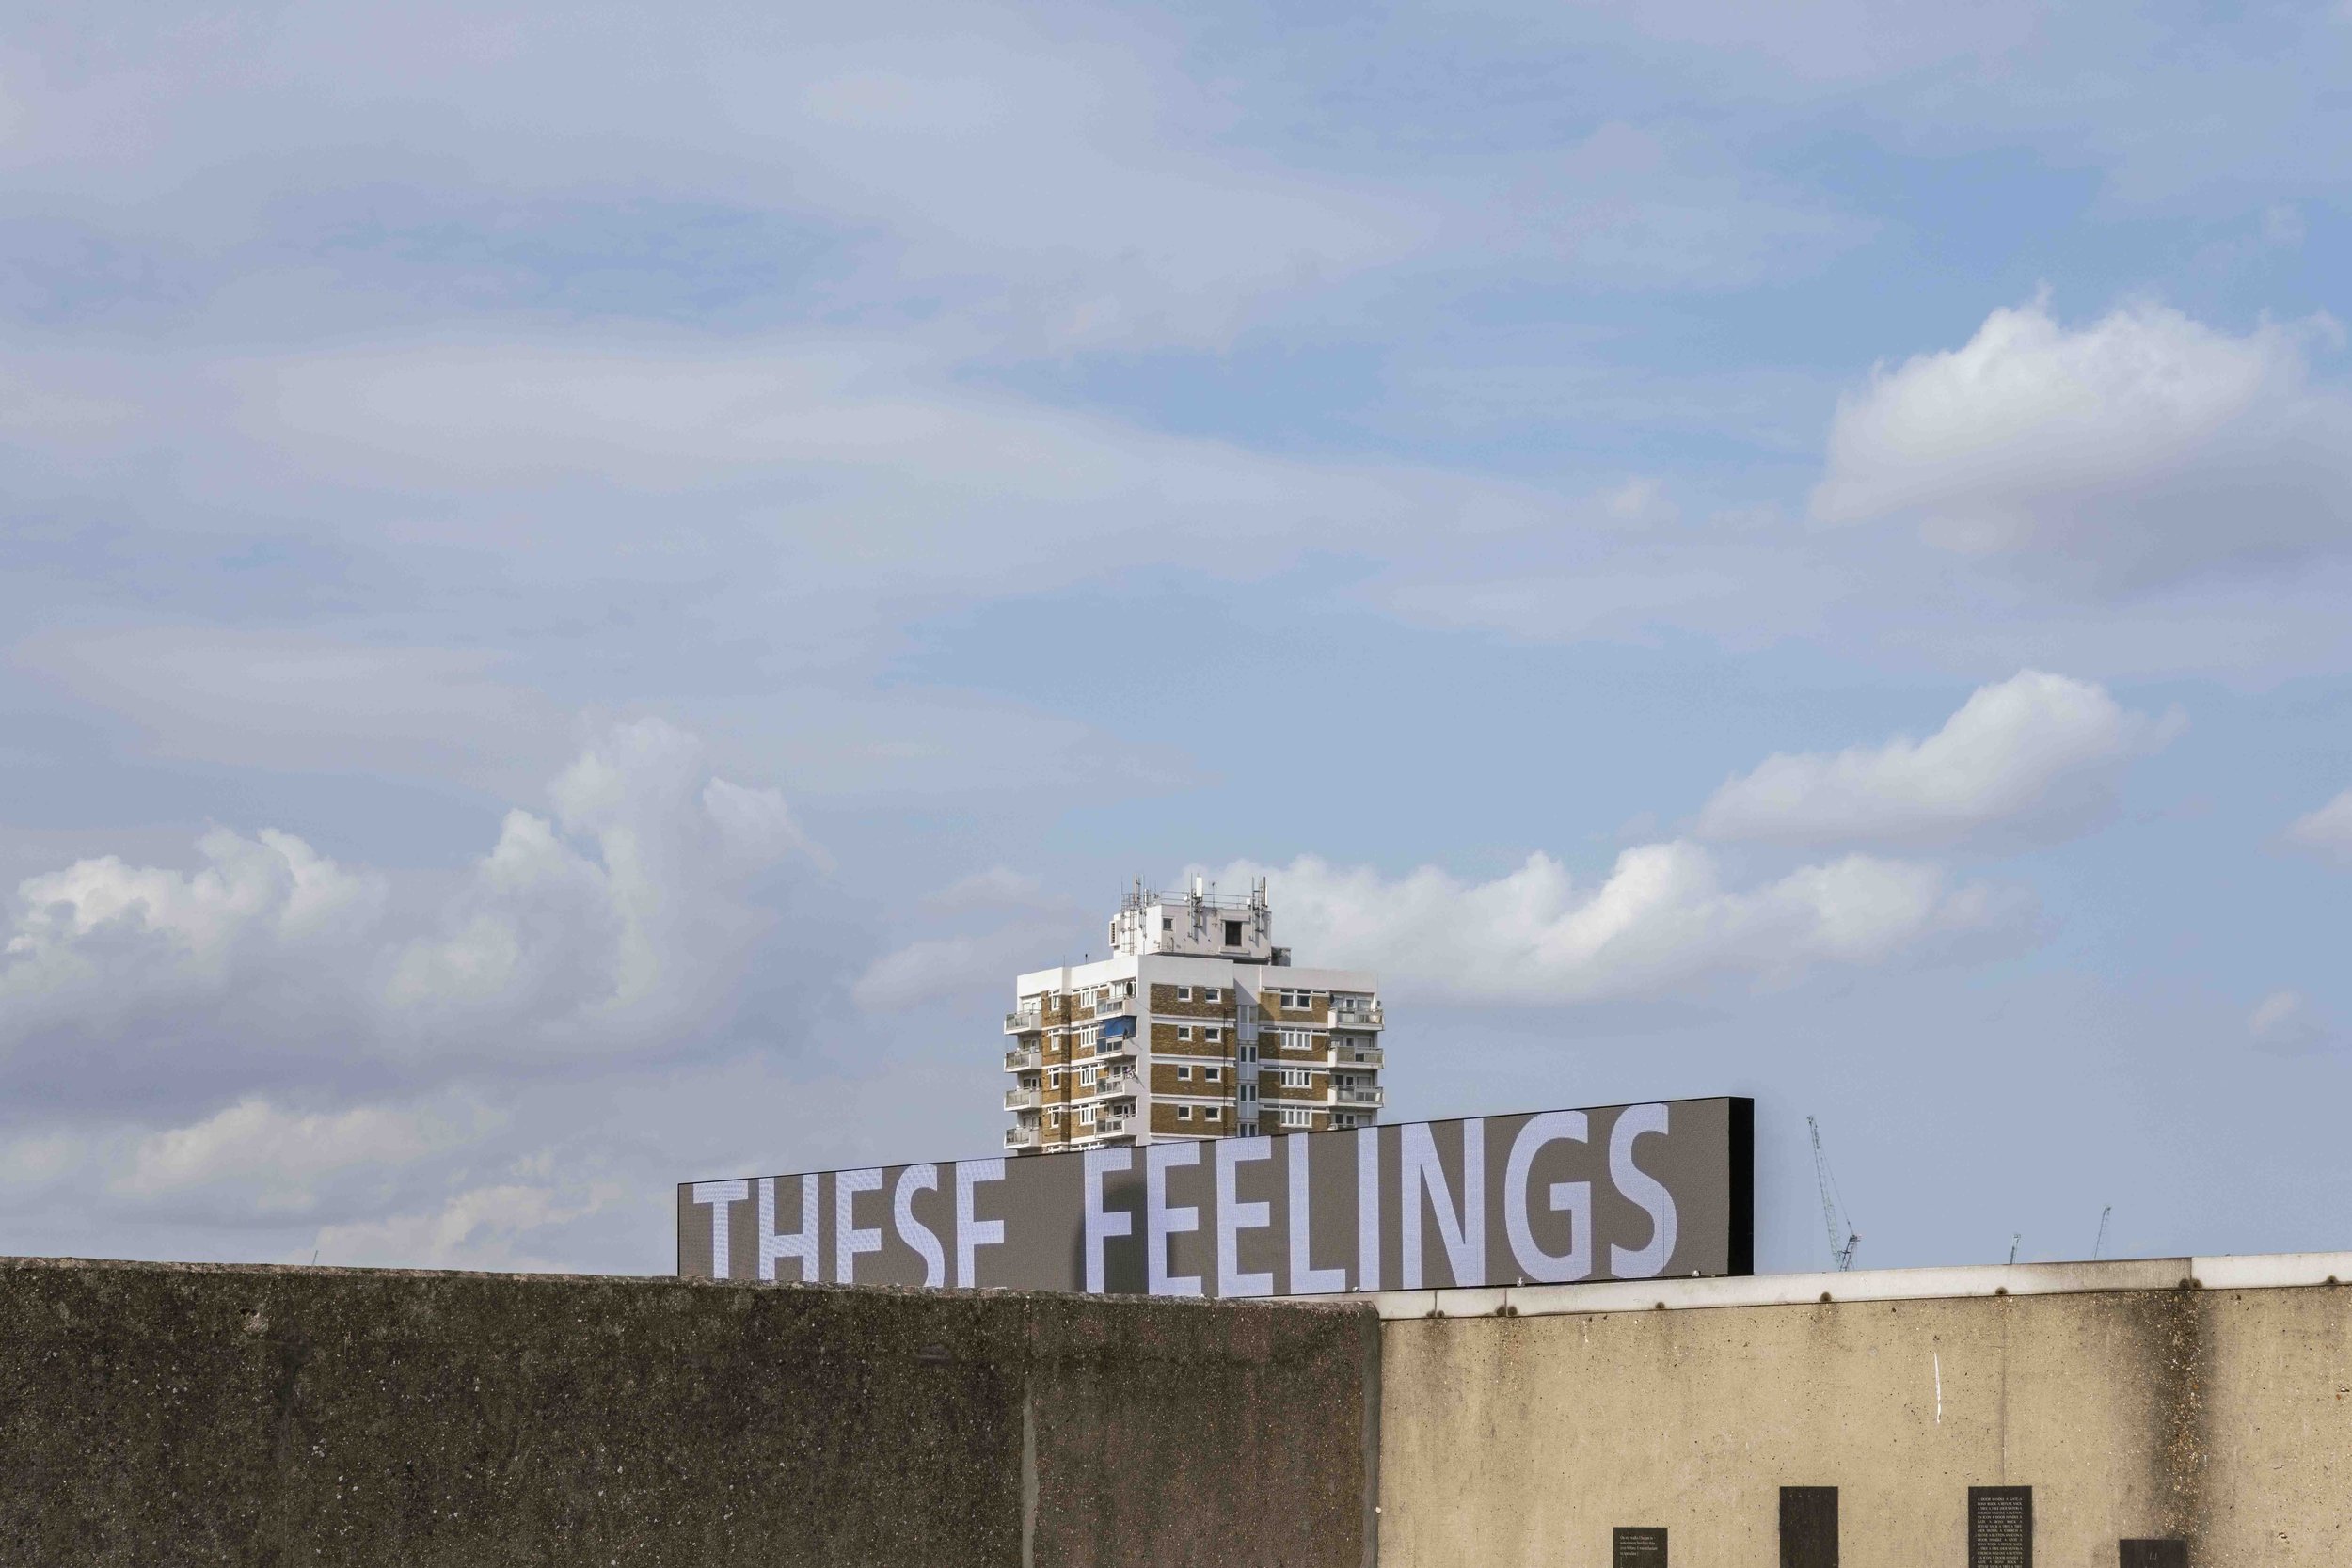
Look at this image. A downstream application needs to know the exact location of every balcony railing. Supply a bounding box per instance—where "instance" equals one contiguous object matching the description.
[1005,1009,1042,1034]
[1080,1071,1143,1101]
[1005,1046,1041,1071]
[1005,1086,1041,1111]
[1331,1006,1382,1029]
[1089,1114,1133,1138]
[1335,1085,1385,1107]
[1005,1124,1041,1149]
[1334,1045,1384,1068]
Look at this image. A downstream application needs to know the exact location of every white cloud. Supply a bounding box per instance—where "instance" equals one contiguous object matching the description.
[2281,788,2352,866]
[2249,990,2334,1056]
[1811,296,2352,585]
[1212,847,2026,1006]
[1696,671,2184,848]
[12,628,564,793]
[0,718,812,1086]
[309,1180,620,1271]
[117,1098,461,1207]
[851,925,1071,1014]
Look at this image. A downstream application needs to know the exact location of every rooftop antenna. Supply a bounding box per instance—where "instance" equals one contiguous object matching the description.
[2092,1205,2113,1261]
[1806,1116,1860,1272]
[2007,1233,2021,1266]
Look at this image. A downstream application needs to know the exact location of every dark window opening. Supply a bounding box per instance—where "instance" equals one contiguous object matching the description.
[1781,1487,1837,1568]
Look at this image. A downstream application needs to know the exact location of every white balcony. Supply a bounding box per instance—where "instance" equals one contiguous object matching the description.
[1080,1070,1142,1101]
[1091,994,1138,1019]
[1335,1085,1385,1107]
[1084,1114,1134,1139]
[1005,1045,1041,1072]
[1005,1124,1041,1149]
[1005,1086,1041,1111]
[1332,1006,1383,1029]
[1005,1008,1042,1035]
[1334,1045,1384,1068]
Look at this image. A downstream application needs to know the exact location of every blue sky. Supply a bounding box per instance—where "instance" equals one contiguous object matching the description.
[1,0,2349,1275]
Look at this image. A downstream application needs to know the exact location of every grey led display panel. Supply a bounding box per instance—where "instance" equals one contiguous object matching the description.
[677,1097,1754,1296]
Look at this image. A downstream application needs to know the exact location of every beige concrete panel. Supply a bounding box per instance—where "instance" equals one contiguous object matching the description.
[2201,1288,2352,1561]
[1377,1287,2352,1567]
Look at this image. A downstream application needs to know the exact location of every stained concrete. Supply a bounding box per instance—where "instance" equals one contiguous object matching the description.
[0,1257,1376,1568]
[1376,1278,2352,1567]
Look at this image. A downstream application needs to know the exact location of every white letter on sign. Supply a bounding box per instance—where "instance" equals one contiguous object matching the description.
[1608,1103,1679,1278]
[760,1174,820,1282]
[1400,1118,1486,1289]
[835,1167,883,1283]
[1216,1137,1274,1297]
[1083,1147,1134,1293]
[956,1159,1007,1288]
[1502,1111,1592,1283]
[894,1164,946,1287]
[1289,1133,1346,1295]
[1145,1141,1203,1296]
[691,1180,748,1279]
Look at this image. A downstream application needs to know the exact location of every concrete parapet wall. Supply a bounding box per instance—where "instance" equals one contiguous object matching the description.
[1376,1258,2352,1567]
[0,1257,1377,1568]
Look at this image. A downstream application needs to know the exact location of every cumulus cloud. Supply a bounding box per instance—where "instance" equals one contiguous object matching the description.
[1812,296,2352,585]
[1211,847,2026,1006]
[2249,990,2335,1055]
[1696,671,2184,848]
[0,719,810,1097]
[310,1180,621,1271]
[853,866,1086,1012]
[114,1098,470,1208]
[2281,788,2352,866]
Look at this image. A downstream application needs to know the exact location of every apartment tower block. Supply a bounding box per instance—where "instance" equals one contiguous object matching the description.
[1002,878,1386,1153]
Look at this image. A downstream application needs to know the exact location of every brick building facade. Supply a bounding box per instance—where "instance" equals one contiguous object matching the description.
[1002,879,1386,1154]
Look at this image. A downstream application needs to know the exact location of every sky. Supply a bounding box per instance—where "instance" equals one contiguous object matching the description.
[2,0,2350,1278]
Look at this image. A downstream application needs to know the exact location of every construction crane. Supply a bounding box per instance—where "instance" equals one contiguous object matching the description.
[1806,1116,1860,1272]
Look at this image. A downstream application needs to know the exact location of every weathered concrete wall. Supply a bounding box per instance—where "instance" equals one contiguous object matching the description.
[1377,1275,2352,1567]
[0,1257,1377,1568]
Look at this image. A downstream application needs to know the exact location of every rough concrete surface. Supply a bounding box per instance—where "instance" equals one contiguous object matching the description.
[0,1257,1375,1568]
[1376,1282,2352,1567]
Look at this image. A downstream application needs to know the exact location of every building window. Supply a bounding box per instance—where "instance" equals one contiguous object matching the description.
[1204,988,1221,1004]
[1177,1025,1192,1041]
[1081,1067,1098,1086]
[1281,1068,1313,1088]
[1206,1026,1222,1042]
[1239,1044,1258,1064]
[1203,1105,1222,1121]
[1240,1084,1258,1103]
[1177,1065,1192,1081]
[1162,917,1173,933]
[1177,1105,1193,1121]
[1176,985,1191,1001]
[1048,1070,1061,1087]
[1081,1105,1096,1125]
[1224,919,1243,945]
[1205,1066,1222,1082]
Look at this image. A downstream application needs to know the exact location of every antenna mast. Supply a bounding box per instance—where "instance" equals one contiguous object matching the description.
[1806,1115,1860,1272]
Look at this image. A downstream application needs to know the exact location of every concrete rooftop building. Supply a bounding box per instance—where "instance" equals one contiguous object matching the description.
[1001,878,1385,1153]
